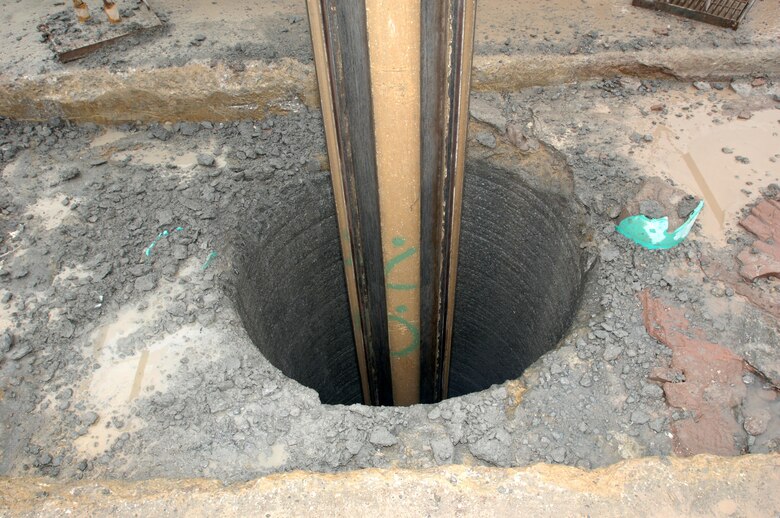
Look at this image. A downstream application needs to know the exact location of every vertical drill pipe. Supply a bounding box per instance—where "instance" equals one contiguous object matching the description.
[442,0,477,399]
[365,0,422,406]
[305,0,371,404]
[419,1,448,404]
[308,0,394,405]
[308,0,475,404]
[419,0,477,402]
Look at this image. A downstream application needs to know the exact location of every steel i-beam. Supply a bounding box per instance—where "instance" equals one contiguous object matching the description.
[306,0,476,405]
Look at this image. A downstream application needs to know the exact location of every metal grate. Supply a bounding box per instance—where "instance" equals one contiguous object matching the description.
[632,0,756,29]
[38,4,162,62]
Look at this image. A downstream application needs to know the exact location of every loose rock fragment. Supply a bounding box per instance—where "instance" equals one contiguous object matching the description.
[369,427,398,447]
[134,274,156,292]
[469,99,507,132]
[475,131,496,149]
[197,154,216,167]
[430,437,454,463]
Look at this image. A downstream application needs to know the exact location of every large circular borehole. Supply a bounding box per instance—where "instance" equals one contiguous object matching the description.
[233,161,587,405]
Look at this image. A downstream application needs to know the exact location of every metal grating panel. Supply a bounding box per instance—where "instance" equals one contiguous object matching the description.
[632,0,756,29]
[38,5,162,62]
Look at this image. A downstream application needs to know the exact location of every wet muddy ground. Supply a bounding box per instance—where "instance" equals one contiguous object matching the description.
[0,78,778,482]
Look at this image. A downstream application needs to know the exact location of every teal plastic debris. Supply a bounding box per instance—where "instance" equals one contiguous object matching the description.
[144,227,184,257]
[201,250,218,270]
[616,200,704,250]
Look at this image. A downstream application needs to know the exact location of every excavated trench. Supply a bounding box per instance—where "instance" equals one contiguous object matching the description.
[233,160,587,405]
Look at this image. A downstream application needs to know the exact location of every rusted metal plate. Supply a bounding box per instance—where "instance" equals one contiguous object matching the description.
[632,0,756,29]
[38,3,162,63]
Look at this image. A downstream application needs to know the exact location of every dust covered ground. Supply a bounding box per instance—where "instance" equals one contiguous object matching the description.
[0,77,778,483]
[1,0,778,77]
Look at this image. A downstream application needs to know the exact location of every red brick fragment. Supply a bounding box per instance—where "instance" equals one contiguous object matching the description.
[640,291,747,456]
[737,198,780,281]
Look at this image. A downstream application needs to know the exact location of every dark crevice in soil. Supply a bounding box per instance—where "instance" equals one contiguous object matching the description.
[232,160,588,405]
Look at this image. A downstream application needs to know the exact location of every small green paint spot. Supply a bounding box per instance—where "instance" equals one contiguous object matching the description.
[345,257,353,267]
[201,250,218,270]
[144,226,184,257]
[392,236,405,247]
[395,305,408,313]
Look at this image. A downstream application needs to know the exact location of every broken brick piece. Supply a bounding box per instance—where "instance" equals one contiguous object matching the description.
[700,254,780,319]
[640,291,748,456]
[740,198,780,242]
[737,198,780,281]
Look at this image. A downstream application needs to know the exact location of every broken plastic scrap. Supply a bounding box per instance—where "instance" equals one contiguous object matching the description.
[144,226,184,256]
[616,200,704,250]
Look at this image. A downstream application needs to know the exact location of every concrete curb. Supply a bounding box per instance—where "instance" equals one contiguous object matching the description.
[472,46,780,91]
[1,46,779,123]
[1,454,778,516]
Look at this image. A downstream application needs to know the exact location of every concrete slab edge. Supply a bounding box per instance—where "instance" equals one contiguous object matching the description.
[0,454,778,517]
[1,47,778,123]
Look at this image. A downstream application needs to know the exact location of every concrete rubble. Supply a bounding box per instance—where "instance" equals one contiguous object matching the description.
[0,0,778,515]
[0,76,777,485]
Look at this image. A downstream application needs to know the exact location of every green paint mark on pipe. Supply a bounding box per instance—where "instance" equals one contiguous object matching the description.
[388,313,420,357]
[382,236,420,356]
[387,282,417,290]
[385,246,417,275]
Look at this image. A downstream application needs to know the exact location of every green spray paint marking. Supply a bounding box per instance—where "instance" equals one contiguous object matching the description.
[389,313,420,357]
[201,250,218,270]
[387,282,417,290]
[385,236,420,357]
[384,246,417,275]
[341,230,354,268]
[385,237,419,290]
[144,227,184,257]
